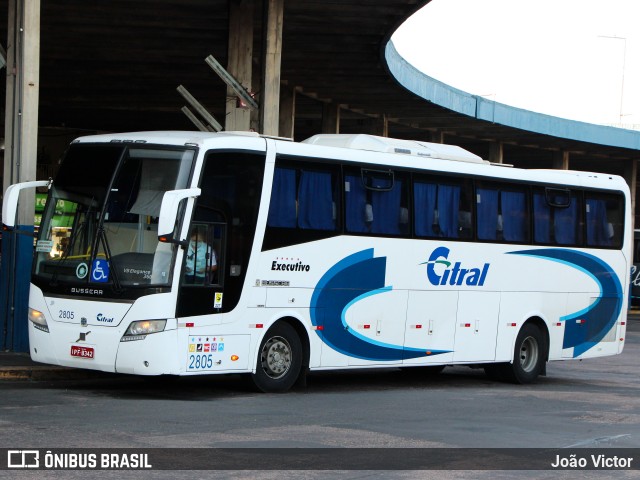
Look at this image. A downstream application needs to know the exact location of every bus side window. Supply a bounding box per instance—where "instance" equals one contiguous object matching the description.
[414,182,437,237]
[413,176,471,240]
[345,174,369,233]
[476,182,529,243]
[184,224,217,286]
[477,186,499,240]
[298,170,336,230]
[370,177,403,235]
[500,189,528,242]
[533,191,551,243]
[268,165,339,231]
[437,184,461,238]
[345,170,408,236]
[534,188,583,246]
[554,194,581,245]
[267,168,297,228]
[586,192,622,248]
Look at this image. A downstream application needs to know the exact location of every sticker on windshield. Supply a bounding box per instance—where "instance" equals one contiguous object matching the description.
[214,292,223,309]
[35,240,54,253]
[91,259,110,283]
[76,262,89,279]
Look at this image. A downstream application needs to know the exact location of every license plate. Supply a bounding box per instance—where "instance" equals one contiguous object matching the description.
[70,345,94,359]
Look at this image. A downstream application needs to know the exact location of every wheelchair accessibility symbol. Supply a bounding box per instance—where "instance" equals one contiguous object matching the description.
[91,259,110,283]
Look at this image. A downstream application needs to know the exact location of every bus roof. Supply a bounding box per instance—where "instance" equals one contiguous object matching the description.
[302,134,486,164]
[72,130,264,148]
[69,131,629,192]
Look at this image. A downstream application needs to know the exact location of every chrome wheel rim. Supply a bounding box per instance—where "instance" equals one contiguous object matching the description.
[519,335,539,373]
[260,336,292,379]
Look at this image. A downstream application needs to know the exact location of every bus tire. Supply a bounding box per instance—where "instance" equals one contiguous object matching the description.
[502,322,547,384]
[251,322,302,393]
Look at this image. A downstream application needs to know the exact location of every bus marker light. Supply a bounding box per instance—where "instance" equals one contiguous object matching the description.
[186,322,195,328]
[415,324,422,329]
[231,355,239,361]
[507,323,517,327]
[621,322,626,326]
[364,324,370,329]
[556,323,562,326]
[426,351,432,355]
[313,325,324,331]
[576,319,586,324]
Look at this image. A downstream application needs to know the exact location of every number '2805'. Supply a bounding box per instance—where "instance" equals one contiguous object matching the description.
[188,354,213,369]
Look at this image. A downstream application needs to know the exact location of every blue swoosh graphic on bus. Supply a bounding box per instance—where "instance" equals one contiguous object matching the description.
[310,249,447,361]
[509,249,622,357]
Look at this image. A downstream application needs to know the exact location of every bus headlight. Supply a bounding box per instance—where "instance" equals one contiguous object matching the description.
[124,320,167,336]
[28,308,49,332]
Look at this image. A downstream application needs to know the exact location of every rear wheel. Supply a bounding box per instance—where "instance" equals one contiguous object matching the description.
[251,322,302,393]
[485,323,547,384]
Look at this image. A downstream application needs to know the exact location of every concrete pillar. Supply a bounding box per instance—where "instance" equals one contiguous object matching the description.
[1,0,41,352]
[321,102,340,134]
[428,130,444,144]
[260,0,284,136]
[489,141,503,164]
[4,0,40,218]
[225,0,254,132]
[553,151,570,170]
[278,85,296,138]
[624,159,638,230]
[250,71,261,132]
[369,115,388,137]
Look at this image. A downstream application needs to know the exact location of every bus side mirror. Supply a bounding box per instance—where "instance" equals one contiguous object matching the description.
[2,180,50,229]
[157,188,201,243]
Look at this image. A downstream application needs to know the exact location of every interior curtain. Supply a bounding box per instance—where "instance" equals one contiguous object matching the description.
[501,190,527,242]
[586,198,610,246]
[414,182,437,237]
[345,175,368,233]
[298,170,334,230]
[267,168,297,228]
[554,196,578,245]
[477,187,499,240]
[437,184,460,238]
[371,180,402,234]
[533,192,551,243]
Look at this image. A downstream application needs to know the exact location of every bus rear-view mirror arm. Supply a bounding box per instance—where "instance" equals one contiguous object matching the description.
[157,188,201,244]
[2,179,51,229]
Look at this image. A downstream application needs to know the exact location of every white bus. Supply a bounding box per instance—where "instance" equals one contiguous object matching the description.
[3,131,630,392]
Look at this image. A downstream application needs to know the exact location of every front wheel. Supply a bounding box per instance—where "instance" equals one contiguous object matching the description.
[251,322,302,393]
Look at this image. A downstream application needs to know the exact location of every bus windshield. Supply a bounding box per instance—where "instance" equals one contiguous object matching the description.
[33,143,195,295]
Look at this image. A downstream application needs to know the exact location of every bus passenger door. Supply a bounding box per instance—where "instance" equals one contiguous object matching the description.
[176,221,226,317]
[404,291,457,365]
[453,291,500,362]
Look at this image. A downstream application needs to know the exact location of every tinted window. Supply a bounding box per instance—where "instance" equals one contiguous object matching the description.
[476,182,529,243]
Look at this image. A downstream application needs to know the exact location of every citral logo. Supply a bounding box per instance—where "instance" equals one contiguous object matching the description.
[424,246,490,286]
[96,313,114,323]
